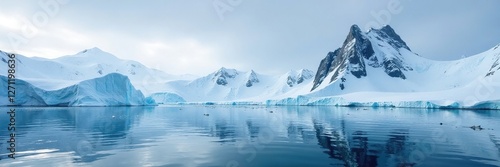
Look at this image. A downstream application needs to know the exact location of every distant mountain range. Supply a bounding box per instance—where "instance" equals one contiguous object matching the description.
[1,25,499,108]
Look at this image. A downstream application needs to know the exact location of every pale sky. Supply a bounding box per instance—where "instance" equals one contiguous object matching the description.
[1,0,499,75]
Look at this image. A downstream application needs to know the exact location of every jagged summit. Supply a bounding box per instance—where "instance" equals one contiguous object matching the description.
[370,25,411,51]
[210,68,261,87]
[214,67,238,76]
[2,33,500,108]
[245,70,259,87]
[311,24,413,91]
[347,24,363,38]
[286,69,314,87]
[212,67,238,86]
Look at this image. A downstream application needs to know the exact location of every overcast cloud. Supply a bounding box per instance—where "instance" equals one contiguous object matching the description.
[1,0,499,75]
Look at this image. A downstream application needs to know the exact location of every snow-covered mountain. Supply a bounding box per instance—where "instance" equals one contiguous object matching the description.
[155,67,315,102]
[308,24,500,93]
[284,24,500,108]
[0,48,190,95]
[0,48,314,105]
[311,25,417,93]
[0,73,153,106]
[1,24,499,108]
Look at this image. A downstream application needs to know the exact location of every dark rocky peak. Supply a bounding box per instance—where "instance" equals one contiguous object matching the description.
[336,24,374,79]
[345,25,363,43]
[213,67,238,86]
[214,67,238,77]
[245,70,259,87]
[372,25,411,51]
[287,69,314,87]
[343,25,375,60]
[311,24,411,91]
[312,24,374,91]
[296,69,314,84]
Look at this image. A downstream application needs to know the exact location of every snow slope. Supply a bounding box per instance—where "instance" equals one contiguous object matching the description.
[1,24,499,109]
[153,67,315,102]
[0,73,153,106]
[0,48,192,95]
[271,25,500,109]
[169,25,500,109]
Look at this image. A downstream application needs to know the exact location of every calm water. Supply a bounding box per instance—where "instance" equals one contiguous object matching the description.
[0,106,499,167]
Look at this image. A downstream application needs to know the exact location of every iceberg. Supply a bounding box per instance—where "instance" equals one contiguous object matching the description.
[149,92,186,104]
[0,73,153,106]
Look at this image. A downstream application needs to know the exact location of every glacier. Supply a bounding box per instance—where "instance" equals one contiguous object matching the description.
[173,96,500,110]
[0,73,154,106]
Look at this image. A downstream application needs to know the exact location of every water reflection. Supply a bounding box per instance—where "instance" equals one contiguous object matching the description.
[211,120,237,143]
[313,119,358,166]
[0,107,152,164]
[0,106,499,167]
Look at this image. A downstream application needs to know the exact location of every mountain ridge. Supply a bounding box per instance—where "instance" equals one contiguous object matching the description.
[311,24,415,91]
[1,24,500,108]
[307,24,500,101]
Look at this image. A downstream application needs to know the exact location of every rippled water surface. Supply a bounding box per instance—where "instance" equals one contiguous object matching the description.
[0,106,499,167]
